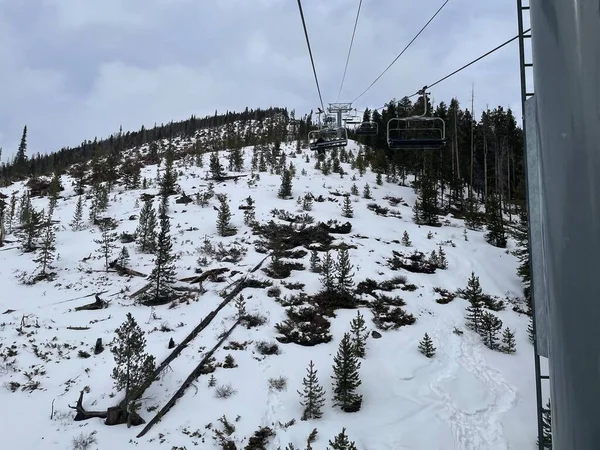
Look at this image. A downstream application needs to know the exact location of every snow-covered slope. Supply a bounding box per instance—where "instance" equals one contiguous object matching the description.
[0,140,536,450]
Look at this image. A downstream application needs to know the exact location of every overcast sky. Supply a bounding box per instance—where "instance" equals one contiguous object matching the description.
[0,0,530,159]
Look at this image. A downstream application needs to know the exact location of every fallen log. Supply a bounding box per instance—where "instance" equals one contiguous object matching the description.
[74,295,109,312]
[179,267,229,284]
[66,326,90,331]
[108,259,147,277]
[69,390,108,421]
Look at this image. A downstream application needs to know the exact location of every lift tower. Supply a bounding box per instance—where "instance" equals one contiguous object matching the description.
[327,102,353,137]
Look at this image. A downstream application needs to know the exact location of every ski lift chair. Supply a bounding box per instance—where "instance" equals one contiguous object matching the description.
[355,121,379,136]
[309,127,348,153]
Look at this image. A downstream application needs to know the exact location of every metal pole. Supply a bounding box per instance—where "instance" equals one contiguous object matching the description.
[529,0,600,448]
[515,2,546,449]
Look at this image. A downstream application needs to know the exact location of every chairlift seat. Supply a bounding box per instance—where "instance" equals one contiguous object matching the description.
[388,138,446,150]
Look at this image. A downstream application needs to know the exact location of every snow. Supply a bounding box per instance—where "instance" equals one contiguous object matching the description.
[0,138,537,449]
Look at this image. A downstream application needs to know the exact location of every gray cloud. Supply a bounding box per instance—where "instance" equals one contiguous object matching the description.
[0,0,524,159]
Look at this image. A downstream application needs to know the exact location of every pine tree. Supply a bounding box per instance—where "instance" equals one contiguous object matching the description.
[135,198,157,253]
[319,251,336,292]
[527,316,534,344]
[48,170,61,213]
[298,360,326,420]
[413,173,440,226]
[349,311,368,358]
[418,333,436,357]
[94,221,118,272]
[376,172,383,185]
[22,206,41,252]
[117,246,130,267]
[479,311,503,349]
[302,194,313,211]
[362,183,371,199]
[514,212,532,309]
[278,168,293,199]
[437,245,448,269]
[350,183,359,196]
[401,231,411,246]
[341,195,353,218]
[216,195,236,236]
[14,125,28,176]
[111,313,156,409]
[243,196,255,226]
[331,333,362,412]
[209,152,224,179]
[537,400,552,449]
[501,327,516,354]
[485,193,507,248]
[34,213,56,278]
[146,197,177,304]
[160,144,178,196]
[335,247,354,293]
[70,195,84,231]
[234,294,246,319]
[464,273,485,333]
[327,428,357,450]
[309,249,321,273]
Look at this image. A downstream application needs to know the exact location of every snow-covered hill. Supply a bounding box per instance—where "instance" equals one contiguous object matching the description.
[0,140,536,450]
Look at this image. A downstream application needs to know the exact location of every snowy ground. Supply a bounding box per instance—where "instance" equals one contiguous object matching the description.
[0,139,537,449]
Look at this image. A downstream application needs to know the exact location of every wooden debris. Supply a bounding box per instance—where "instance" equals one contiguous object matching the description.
[74,295,109,312]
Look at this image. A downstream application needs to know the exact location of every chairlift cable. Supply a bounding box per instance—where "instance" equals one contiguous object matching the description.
[296,0,325,113]
[370,29,531,111]
[351,0,451,104]
[336,0,363,103]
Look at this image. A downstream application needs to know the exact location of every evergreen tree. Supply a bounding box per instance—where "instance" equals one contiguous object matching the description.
[135,198,157,253]
[34,213,56,278]
[350,183,359,196]
[376,172,383,185]
[485,193,507,248]
[21,206,41,252]
[298,360,326,420]
[413,173,440,226]
[464,191,484,230]
[94,221,118,272]
[501,327,516,354]
[146,197,177,303]
[160,144,178,196]
[302,194,313,211]
[48,170,61,213]
[418,333,436,358]
[341,195,353,218]
[209,152,224,179]
[401,231,411,247]
[216,194,236,236]
[278,168,293,199]
[309,249,321,273]
[464,273,485,333]
[362,183,371,199]
[327,428,357,450]
[349,311,368,358]
[70,195,84,231]
[111,313,156,410]
[514,212,531,308]
[117,246,130,267]
[437,245,448,269]
[14,125,28,176]
[479,311,503,350]
[537,400,552,449]
[234,294,246,320]
[335,247,354,293]
[331,333,362,412]
[243,196,256,226]
[527,316,534,344]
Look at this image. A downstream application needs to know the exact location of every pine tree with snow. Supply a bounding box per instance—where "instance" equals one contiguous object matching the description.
[298,360,326,420]
[412,173,440,226]
[437,245,448,269]
[341,195,353,218]
[349,311,368,358]
[309,249,321,273]
[94,220,118,272]
[319,251,336,293]
[464,273,485,333]
[216,194,236,236]
[146,197,177,304]
[485,193,507,248]
[537,400,552,449]
[401,231,412,247]
[117,246,130,268]
[335,247,354,293]
[350,183,359,196]
[418,333,436,358]
[234,294,246,320]
[376,172,383,185]
[111,313,156,410]
[159,144,178,197]
[209,151,225,179]
[34,212,56,278]
[22,206,42,253]
[302,194,313,211]
[514,211,532,309]
[331,333,362,412]
[243,196,255,227]
[501,327,516,354]
[48,170,61,213]
[479,311,503,350]
[70,195,84,231]
[135,198,157,253]
[278,168,293,199]
[362,183,371,199]
[527,316,534,344]
[327,428,357,450]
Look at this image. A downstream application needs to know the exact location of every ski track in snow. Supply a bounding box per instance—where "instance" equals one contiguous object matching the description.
[260,356,283,449]
[430,316,519,450]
